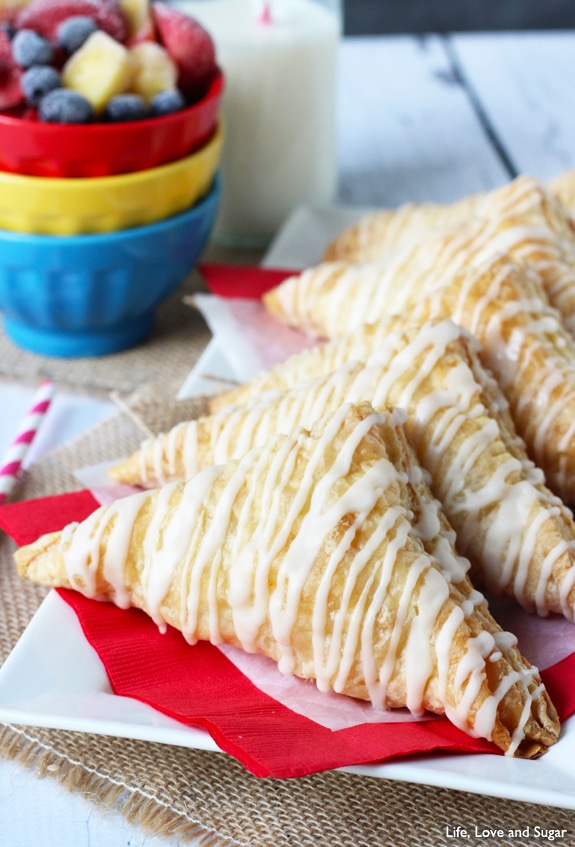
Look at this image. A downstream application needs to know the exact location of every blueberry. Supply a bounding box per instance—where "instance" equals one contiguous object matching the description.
[12,29,54,68]
[21,66,62,106]
[103,94,148,122]
[150,89,186,117]
[57,16,98,54]
[39,88,94,124]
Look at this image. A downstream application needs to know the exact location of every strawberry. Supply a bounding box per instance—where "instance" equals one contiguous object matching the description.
[0,28,23,109]
[16,0,127,43]
[152,1,216,101]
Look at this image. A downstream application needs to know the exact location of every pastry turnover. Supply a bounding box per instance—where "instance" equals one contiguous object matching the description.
[220,254,575,503]
[264,210,575,338]
[406,256,575,505]
[549,170,575,218]
[323,174,575,263]
[110,318,575,621]
[16,403,559,757]
[207,313,411,412]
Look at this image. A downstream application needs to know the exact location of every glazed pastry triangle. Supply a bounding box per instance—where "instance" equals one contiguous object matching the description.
[214,256,575,504]
[109,319,575,621]
[208,313,412,413]
[406,255,575,504]
[264,210,575,338]
[262,254,575,504]
[549,170,575,218]
[323,174,575,263]
[16,403,559,757]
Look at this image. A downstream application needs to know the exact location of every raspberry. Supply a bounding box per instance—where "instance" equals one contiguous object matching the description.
[39,86,94,122]
[57,15,98,53]
[103,92,147,122]
[152,3,216,101]
[150,87,184,116]
[16,0,127,43]
[12,29,54,68]
[0,28,23,109]
[21,64,61,105]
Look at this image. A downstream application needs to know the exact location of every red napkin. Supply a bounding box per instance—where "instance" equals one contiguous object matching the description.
[199,263,293,300]
[2,491,575,779]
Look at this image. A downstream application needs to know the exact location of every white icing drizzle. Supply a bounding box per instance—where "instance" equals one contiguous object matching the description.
[330,174,573,263]
[273,220,569,338]
[420,255,575,504]
[61,490,149,606]
[261,183,575,513]
[158,317,575,618]
[229,432,307,650]
[269,406,382,673]
[142,469,220,631]
[57,403,546,752]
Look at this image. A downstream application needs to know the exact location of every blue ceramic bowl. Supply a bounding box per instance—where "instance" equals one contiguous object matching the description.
[0,176,220,358]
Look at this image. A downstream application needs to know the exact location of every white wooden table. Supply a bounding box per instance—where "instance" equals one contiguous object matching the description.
[2,30,575,847]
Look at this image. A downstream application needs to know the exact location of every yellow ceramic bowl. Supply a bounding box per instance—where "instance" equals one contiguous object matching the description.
[0,123,223,235]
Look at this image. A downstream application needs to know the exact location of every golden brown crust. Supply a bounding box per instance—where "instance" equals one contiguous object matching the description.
[207,316,409,413]
[265,206,575,341]
[108,316,575,623]
[324,174,575,263]
[550,170,575,218]
[248,245,575,506]
[407,255,575,504]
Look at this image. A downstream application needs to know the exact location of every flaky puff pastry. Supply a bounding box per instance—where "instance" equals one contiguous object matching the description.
[207,313,410,413]
[110,318,575,622]
[220,253,575,503]
[18,403,559,757]
[264,209,575,338]
[406,255,575,505]
[549,171,575,218]
[323,174,575,263]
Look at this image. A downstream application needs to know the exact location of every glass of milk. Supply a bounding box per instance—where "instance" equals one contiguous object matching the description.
[174,0,342,247]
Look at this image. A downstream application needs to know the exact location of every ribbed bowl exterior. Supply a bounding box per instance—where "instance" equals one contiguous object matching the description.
[0,176,220,357]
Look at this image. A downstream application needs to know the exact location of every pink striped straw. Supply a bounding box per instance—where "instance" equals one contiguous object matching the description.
[258,1,272,24]
[0,380,55,506]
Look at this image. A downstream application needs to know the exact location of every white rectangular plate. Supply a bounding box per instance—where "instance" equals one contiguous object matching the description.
[0,590,575,808]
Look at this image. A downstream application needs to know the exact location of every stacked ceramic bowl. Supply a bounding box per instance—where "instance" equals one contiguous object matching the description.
[0,14,223,357]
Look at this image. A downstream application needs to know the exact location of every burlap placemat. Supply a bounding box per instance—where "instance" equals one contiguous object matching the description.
[0,390,574,845]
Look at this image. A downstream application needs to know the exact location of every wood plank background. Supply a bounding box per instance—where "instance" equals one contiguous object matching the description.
[451,32,575,180]
[335,32,575,208]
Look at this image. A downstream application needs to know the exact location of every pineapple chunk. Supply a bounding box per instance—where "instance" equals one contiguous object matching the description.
[128,41,177,102]
[62,31,132,113]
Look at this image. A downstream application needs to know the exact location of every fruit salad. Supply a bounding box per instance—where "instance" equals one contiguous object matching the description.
[0,0,217,122]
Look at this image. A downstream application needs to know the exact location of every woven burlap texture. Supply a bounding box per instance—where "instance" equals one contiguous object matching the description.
[1,392,574,846]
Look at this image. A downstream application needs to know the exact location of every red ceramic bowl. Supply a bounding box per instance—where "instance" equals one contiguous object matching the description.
[0,69,223,178]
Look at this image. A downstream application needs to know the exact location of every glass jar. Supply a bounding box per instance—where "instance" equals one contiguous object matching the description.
[174,0,343,247]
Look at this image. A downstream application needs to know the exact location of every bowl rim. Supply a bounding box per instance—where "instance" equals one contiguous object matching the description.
[0,68,224,135]
[0,174,221,246]
[0,122,223,191]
